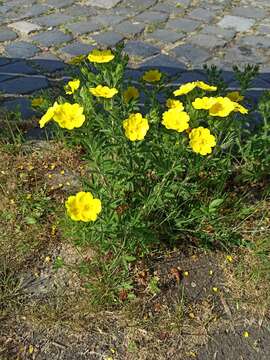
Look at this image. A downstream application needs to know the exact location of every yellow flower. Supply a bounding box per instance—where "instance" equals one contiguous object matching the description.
[123,86,139,102]
[39,102,59,128]
[162,108,190,133]
[189,127,216,155]
[65,191,102,222]
[192,97,216,110]
[142,69,162,82]
[173,82,197,96]
[196,81,217,92]
[39,102,85,130]
[53,103,85,130]
[32,97,44,107]
[64,79,80,95]
[166,98,184,110]
[208,97,235,117]
[123,113,149,141]
[233,102,248,114]
[87,49,114,63]
[68,54,85,65]
[227,91,244,103]
[89,85,118,98]
[243,331,249,338]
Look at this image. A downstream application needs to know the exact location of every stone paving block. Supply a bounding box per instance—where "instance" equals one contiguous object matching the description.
[124,40,160,58]
[0,28,17,42]
[0,74,16,82]
[166,18,201,33]
[47,0,75,9]
[91,32,124,47]
[139,54,187,75]
[148,29,184,43]
[0,58,11,66]
[223,46,266,65]
[86,0,122,9]
[67,20,102,36]
[232,6,266,19]
[258,25,270,34]
[0,76,49,94]
[21,5,50,18]
[114,21,145,36]
[8,21,41,35]
[95,14,126,26]
[0,61,37,75]
[239,35,270,49]
[177,70,207,84]
[5,42,40,58]
[171,44,210,65]
[63,5,98,17]
[35,14,73,27]
[190,34,226,49]
[31,54,65,73]
[201,25,236,40]
[218,15,255,32]
[3,98,35,119]
[31,30,73,47]
[134,11,169,24]
[188,8,216,22]
[60,42,94,56]
[151,3,184,15]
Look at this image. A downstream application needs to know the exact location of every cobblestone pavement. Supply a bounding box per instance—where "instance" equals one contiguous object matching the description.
[0,0,270,119]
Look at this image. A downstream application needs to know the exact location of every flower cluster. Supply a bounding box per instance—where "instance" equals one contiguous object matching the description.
[123,113,149,141]
[192,96,248,117]
[189,127,216,155]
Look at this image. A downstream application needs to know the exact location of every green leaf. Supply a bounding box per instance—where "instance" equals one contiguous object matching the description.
[209,198,224,212]
[25,216,37,225]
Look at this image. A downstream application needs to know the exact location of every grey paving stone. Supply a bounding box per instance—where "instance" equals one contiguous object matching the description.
[188,8,216,22]
[151,3,185,15]
[231,6,266,19]
[67,20,102,36]
[94,14,126,26]
[0,76,49,94]
[5,42,40,58]
[178,70,207,83]
[3,98,35,119]
[134,11,169,24]
[0,28,17,42]
[60,42,94,56]
[190,34,226,49]
[124,40,160,58]
[21,5,50,18]
[218,15,255,32]
[0,58,11,66]
[258,25,270,34]
[31,54,65,73]
[47,0,75,9]
[223,46,266,65]
[148,29,184,43]
[31,30,73,47]
[86,0,121,9]
[0,61,37,75]
[201,25,236,40]
[63,5,98,17]
[169,0,191,7]
[91,32,124,47]
[166,18,201,33]
[139,54,187,75]
[8,21,41,35]
[35,14,73,27]
[239,35,270,49]
[114,21,145,36]
[171,44,210,65]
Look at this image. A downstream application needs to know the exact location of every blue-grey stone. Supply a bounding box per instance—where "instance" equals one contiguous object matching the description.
[0,28,17,42]
[0,61,37,75]
[171,44,210,65]
[21,5,50,18]
[188,8,216,22]
[166,18,201,33]
[0,76,49,94]
[31,30,73,47]
[92,32,124,47]
[67,20,102,36]
[148,29,184,43]
[239,35,270,49]
[201,25,236,40]
[63,5,98,17]
[135,11,168,24]
[5,42,40,58]
[114,21,145,36]
[35,14,73,27]
[47,0,75,9]
[139,54,186,75]
[232,6,266,19]
[31,54,65,73]
[60,42,94,56]
[87,0,122,9]
[124,68,143,81]
[190,34,226,49]
[218,16,255,32]
[0,74,16,82]
[0,57,11,66]
[94,14,126,26]
[3,98,35,119]
[124,41,160,58]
